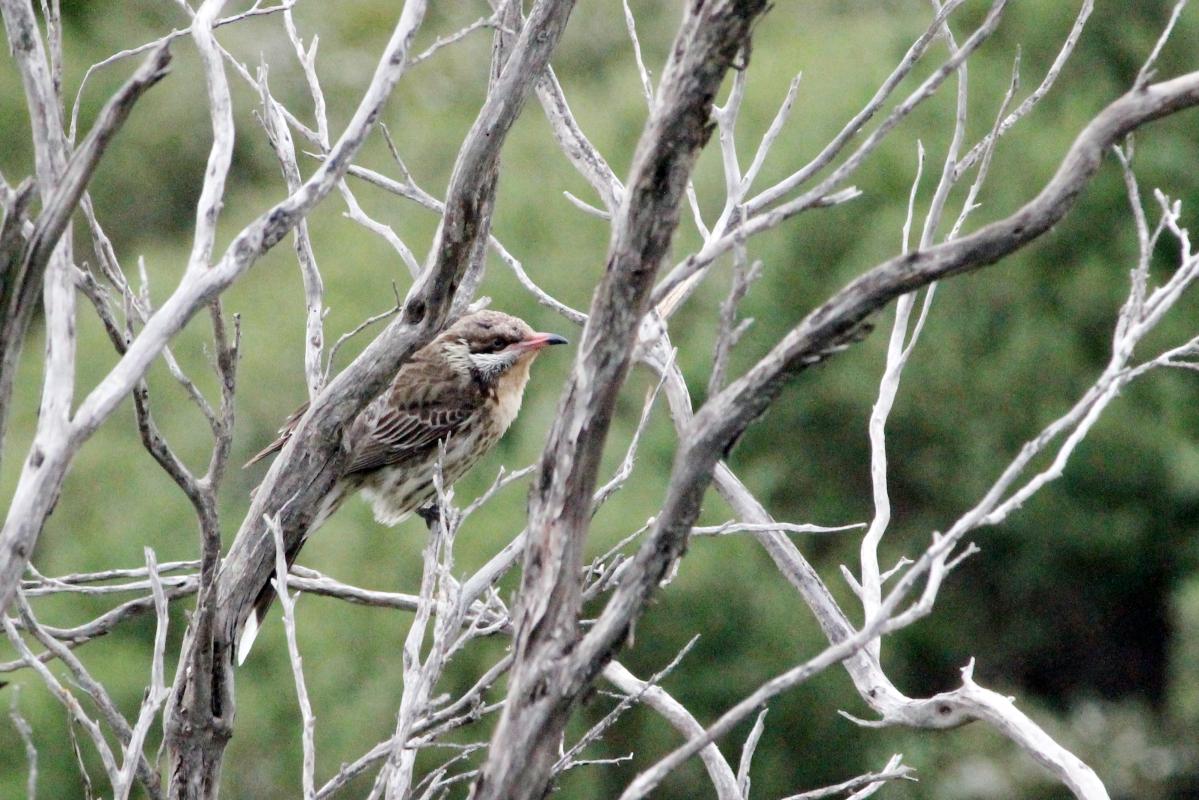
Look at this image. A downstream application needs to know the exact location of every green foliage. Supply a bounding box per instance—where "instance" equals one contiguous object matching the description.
[3,1,1199,798]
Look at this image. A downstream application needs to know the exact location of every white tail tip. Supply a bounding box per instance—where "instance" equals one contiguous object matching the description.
[237,614,260,666]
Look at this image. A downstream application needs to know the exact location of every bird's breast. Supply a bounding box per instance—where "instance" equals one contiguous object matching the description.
[361,424,497,525]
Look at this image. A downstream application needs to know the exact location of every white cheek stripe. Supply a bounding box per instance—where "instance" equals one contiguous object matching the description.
[468,350,517,379]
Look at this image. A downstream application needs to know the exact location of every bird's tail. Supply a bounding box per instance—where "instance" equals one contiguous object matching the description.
[236,481,350,666]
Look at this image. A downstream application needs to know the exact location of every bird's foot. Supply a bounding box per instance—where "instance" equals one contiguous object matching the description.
[416,503,441,528]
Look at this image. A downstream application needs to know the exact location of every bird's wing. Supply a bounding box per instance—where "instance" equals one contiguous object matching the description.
[345,396,477,474]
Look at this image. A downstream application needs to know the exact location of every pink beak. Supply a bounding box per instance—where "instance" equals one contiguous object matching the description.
[514,332,569,352]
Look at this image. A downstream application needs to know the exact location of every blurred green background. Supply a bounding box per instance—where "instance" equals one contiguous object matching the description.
[2,1,1199,798]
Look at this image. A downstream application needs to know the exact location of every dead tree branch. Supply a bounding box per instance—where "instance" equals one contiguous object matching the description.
[473,3,770,798]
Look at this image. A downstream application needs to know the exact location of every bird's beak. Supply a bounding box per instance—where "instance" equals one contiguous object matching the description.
[514,332,569,352]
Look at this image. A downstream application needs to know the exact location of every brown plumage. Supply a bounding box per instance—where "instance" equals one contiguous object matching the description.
[238,309,567,663]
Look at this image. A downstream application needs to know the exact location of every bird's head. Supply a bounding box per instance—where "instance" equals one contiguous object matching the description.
[438,310,568,384]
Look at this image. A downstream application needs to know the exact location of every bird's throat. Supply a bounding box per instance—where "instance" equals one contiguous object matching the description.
[492,354,535,433]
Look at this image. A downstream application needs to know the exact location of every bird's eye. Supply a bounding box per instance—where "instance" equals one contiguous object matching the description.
[491,337,507,351]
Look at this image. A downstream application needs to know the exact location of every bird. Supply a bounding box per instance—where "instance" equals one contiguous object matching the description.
[237,309,568,664]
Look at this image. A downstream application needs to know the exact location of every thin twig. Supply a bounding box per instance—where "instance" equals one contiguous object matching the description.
[781,756,915,800]
[269,515,317,800]
[955,0,1093,177]
[68,1,298,140]
[409,14,498,66]
[8,686,38,799]
[1136,0,1189,89]
[2,614,121,787]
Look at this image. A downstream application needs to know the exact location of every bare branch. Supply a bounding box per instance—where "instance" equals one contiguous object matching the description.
[259,69,327,399]
[746,0,970,213]
[68,1,298,140]
[653,0,1007,308]
[269,516,316,800]
[603,660,741,800]
[8,686,38,800]
[1136,0,1189,89]
[482,0,623,211]
[556,639,698,776]
[409,14,498,66]
[781,755,915,800]
[21,44,171,286]
[15,593,163,798]
[186,0,237,274]
[476,3,771,798]
[690,521,863,537]
[860,5,972,658]
[621,0,654,106]
[957,0,1093,175]
[708,249,760,396]
[685,69,1199,523]
[2,613,121,788]
[0,31,169,478]
[113,550,170,800]
[325,289,403,378]
[0,0,432,624]
[736,708,766,797]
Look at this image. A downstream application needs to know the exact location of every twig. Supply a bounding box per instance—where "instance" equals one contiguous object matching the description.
[740,72,802,194]
[339,162,588,325]
[859,4,971,659]
[269,515,317,800]
[258,67,327,399]
[736,708,766,797]
[747,0,969,213]
[654,1,1009,310]
[409,14,498,66]
[955,0,1093,177]
[555,637,699,774]
[781,755,915,799]
[68,1,298,140]
[187,0,237,275]
[8,685,37,799]
[14,593,163,798]
[21,559,199,588]
[325,287,403,379]
[461,464,537,520]
[2,614,121,787]
[563,190,611,220]
[1136,0,1189,89]
[592,367,669,509]
[621,0,653,106]
[691,521,864,537]
[113,549,170,800]
[708,248,760,397]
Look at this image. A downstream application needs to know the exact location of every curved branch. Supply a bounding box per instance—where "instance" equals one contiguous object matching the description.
[0,0,428,622]
[162,2,578,796]
[579,67,1199,734]
[472,2,770,799]
[20,44,171,317]
[701,71,1199,458]
[210,0,578,661]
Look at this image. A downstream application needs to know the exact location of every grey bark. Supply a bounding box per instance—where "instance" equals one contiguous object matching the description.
[577,68,1199,761]
[164,2,577,797]
[473,59,1199,800]
[470,3,770,799]
[0,45,171,472]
